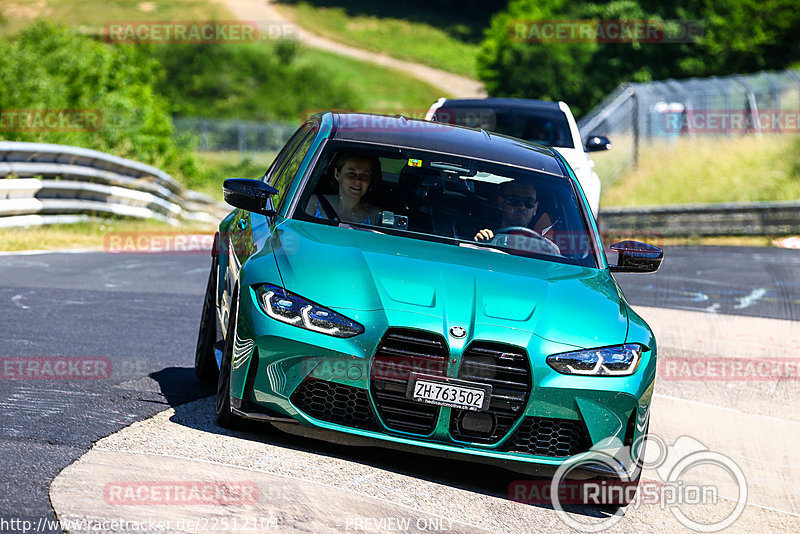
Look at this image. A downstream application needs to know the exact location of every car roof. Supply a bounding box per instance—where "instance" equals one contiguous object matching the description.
[327,112,566,177]
[438,97,563,111]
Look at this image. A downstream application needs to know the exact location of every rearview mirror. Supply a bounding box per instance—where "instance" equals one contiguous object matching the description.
[223,178,278,216]
[585,135,612,152]
[609,241,663,273]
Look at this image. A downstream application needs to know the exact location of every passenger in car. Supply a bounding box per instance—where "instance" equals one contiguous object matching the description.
[473,180,553,242]
[305,152,383,224]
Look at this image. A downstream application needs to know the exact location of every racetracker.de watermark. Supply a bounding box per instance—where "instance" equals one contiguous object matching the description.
[0,516,279,533]
[660,357,800,381]
[103,231,301,256]
[104,232,216,255]
[104,481,259,506]
[657,109,800,134]
[320,112,445,132]
[103,20,296,43]
[0,109,102,132]
[301,108,431,123]
[510,19,704,43]
[1,357,111,380]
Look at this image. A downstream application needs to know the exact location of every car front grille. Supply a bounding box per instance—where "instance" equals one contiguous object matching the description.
[370,328,449,435]
[500,416,591,457]
[450,343,531,443]
[290,377,378,430]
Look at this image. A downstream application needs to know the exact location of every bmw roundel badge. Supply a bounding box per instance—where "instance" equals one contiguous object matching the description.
[449,326,466,338]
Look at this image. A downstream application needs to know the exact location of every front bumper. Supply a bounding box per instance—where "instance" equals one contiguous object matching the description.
[230,287,655,476]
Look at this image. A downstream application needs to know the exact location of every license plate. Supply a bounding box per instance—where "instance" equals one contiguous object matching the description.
[406,374,491,412]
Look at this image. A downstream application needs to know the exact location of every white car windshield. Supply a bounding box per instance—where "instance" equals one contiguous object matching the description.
[434,106,574,148]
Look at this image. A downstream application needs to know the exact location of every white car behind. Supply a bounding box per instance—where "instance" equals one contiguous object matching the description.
[425,97,610,216]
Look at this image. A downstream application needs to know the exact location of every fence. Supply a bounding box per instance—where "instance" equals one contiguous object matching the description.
[173,117,296,153]
[578,69,800,181]
[0,141,228,228]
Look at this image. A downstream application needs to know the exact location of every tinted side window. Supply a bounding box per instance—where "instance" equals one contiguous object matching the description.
[264,123,312,184]
[272,128,317,210]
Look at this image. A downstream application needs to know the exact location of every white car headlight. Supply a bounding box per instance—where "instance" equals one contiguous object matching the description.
[546,344,644,376]
[254,284,364,338]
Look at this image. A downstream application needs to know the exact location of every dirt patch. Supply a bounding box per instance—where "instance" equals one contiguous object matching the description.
[2,1,50,20]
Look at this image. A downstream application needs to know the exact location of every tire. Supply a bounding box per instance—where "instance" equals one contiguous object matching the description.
[194,255,219,384]
[215,285,242,429]
[596,427,646,509]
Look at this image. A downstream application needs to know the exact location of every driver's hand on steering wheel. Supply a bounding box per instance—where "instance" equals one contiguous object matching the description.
[474,229,494,242]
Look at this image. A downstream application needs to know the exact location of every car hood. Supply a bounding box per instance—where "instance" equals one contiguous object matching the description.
[267,221,628,348]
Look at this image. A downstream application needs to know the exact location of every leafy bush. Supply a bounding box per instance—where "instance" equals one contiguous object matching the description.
[0,23,360,185]
[0,21,199,179]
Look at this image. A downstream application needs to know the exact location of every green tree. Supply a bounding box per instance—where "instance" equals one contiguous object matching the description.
[477,0,599,115]
[0,22,198,179]
[478,0,800,116]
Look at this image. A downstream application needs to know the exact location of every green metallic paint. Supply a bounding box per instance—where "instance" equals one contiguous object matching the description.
[271,220,628,348]
[213,116,657,471]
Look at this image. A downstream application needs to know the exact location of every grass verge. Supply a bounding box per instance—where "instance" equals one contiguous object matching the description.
[273,1,479,79]
[296,46,447,111]
[0,0,232,37]
[598,135,800,207]
[0,219,219,252]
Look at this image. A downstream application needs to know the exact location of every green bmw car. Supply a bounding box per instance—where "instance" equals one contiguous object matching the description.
[195,112,662,481]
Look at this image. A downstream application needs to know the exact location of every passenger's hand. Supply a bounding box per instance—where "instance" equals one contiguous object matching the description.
[474,229,494,242]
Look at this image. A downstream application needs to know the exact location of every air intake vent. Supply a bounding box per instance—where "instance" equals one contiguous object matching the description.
[501,416,591,457]
[450,343,531,444]
[290,377,378,430]
[370,329,448,435]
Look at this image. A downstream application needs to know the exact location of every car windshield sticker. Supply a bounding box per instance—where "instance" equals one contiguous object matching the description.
[408,158,422,167]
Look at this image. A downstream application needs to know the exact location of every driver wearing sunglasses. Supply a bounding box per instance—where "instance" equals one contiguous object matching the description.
[473,180,554,242]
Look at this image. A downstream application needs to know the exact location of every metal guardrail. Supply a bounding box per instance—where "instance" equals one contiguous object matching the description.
[598,200,800,237]
[4,142,794,237]
[0,141,229,228]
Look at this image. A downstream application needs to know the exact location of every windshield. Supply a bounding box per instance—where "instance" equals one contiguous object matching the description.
[435,106,574,148]
[294,143,597,267]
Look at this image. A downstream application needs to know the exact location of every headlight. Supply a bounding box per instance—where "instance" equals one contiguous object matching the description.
[546,344,644,376]
[254,284,364,338]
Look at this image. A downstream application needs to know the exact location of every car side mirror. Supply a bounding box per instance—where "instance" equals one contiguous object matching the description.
[585,135,612,152]
[609,241,663,273]
[223,178,278,216]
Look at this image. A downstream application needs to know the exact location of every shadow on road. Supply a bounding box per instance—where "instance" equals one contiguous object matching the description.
[163,385,617,521]
[150,367,216,407]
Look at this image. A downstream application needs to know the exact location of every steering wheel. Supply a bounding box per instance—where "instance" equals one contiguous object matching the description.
[493,226,542,239]
[491,226,560,255]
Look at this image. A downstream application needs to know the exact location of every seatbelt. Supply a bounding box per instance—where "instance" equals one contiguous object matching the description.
[316,194,340,224]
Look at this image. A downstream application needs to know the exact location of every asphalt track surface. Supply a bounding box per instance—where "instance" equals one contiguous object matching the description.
[0,245,798,532]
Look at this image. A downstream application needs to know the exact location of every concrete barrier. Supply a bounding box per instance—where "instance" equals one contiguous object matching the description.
[599,200,800,237]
